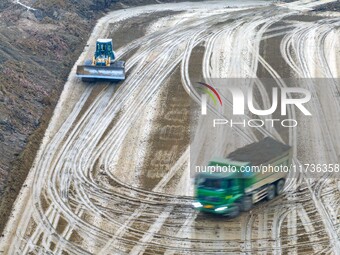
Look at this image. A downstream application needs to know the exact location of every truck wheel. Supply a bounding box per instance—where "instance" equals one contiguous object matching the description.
[266,184,276,200]
[241,196,253,212]
[227,204,240,218]
[276,179,285,195]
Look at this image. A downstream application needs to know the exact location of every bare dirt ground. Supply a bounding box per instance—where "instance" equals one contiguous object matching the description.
[1,0,340,254]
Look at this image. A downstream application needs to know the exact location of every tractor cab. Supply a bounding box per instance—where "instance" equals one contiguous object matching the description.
[93,39,116,66]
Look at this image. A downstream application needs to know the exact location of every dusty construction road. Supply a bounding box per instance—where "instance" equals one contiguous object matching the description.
[1,0,340,254]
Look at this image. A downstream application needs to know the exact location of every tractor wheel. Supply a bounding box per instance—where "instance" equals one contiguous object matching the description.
[266,184,276,200]
[276,179,285,195]
[112,60,125,68]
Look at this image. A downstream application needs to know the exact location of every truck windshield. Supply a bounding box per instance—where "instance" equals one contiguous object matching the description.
[198,178,232,190]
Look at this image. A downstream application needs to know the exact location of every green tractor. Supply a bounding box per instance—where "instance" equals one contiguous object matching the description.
[193,137,292,217]
[76,39,125,81]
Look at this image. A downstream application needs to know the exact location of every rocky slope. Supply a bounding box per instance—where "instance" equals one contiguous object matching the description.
[0,0,202,234]
[0,0,107,233]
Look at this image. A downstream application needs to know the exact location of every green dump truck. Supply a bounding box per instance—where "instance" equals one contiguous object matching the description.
[192,137,292,217]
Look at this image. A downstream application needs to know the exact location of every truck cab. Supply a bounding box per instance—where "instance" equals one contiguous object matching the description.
[193,161,251,217]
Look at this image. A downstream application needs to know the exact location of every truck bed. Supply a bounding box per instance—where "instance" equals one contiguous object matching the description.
[227,137,291,166]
